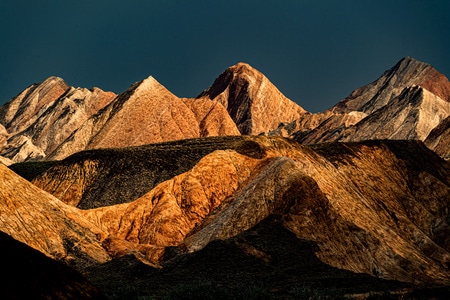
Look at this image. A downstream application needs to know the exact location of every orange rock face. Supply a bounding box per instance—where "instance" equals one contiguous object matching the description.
[18,136,450,285]
[48,77,240,160]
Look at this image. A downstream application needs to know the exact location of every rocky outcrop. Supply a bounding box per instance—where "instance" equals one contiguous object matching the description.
[331,56,450,114]
[0,77,116,163]
[48,77,240,160]
[196,62,306,135]
[0,76,69,134]
[269,57,450,157]
[336,86,450,142]
[33,136,264,209]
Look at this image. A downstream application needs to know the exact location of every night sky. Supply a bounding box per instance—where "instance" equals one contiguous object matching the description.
[1,0,449,112]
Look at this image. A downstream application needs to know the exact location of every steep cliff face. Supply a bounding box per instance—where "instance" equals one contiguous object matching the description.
[337,86,450,142]
[0,76,69,134]
[48,77,240,161]
[196,62,306,135]
[20,136,450,285]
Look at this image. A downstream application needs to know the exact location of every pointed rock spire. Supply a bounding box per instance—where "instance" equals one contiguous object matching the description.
[197,62,306,135]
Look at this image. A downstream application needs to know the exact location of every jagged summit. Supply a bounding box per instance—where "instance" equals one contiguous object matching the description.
[332,56,450,114]
[197,62,306,135]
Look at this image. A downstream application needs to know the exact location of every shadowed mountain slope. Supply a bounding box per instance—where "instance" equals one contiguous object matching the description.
[33,136,263,209]
[86,217,420,299]
[0,163,111,269]
[14,136,450,286]
[0,231,106,299]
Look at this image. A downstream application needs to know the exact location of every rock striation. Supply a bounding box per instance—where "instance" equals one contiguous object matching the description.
[48,76,240,160]
[269,57,450,157]
[196,62,306,135]
[331,56,450,114]
[0,77,116,163]
[425,116,450,159]
[0,162,111,269]
[11,136,450,285]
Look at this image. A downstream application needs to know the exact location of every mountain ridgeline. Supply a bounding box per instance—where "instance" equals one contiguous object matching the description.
[1,57,450,163]
[1,57,450,298]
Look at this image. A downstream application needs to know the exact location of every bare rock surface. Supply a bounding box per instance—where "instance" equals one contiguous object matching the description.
[331,56,450,114]
[270,57,450,157]
[337,86,450,142]
[17,136,450,285]
[48,77,240,160]
[425,116,450,159]
[196,62,306,135]
[33,136,263,209]
[0,76,69,134]
[0,77,116,163]
[0,163,111,269]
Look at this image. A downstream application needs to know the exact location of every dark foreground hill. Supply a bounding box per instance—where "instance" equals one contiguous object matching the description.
[0,230,106,299]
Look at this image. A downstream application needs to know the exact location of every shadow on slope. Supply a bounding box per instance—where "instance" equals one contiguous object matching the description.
[0,231,106,299]
[19,136,265,209]
[84,216,442,299]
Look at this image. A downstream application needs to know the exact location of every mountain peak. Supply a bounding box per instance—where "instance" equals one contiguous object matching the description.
[197,63,306,135]
[332,56,450,114]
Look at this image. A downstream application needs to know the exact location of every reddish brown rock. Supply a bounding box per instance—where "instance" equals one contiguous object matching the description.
[49,77,239,160]
[425,116,450,159]
[332,56,450,114]
[24,136,450,284]
[197,62,306,135]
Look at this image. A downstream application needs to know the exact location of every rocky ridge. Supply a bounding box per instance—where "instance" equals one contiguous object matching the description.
[270,57,450,157]
[2,57,450,163]
[48,76,240,160]
[0,77,116,163]
[19,136,450,286]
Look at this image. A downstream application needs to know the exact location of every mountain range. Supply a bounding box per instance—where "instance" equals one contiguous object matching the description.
[1,57,450,298]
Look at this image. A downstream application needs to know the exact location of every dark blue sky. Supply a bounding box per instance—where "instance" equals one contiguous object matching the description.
[1,0,449,112]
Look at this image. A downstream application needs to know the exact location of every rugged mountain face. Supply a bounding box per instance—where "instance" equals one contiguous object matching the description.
[11,136,450,286]
[337,86,450,142]
[3,56,450,163]
[196,62,306,135]
[0,77,116,163]
[269,57,450,157]
[33,137,264,209]
[48,76,240,160]
[425,116,450,159]
[332,56,450,114]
